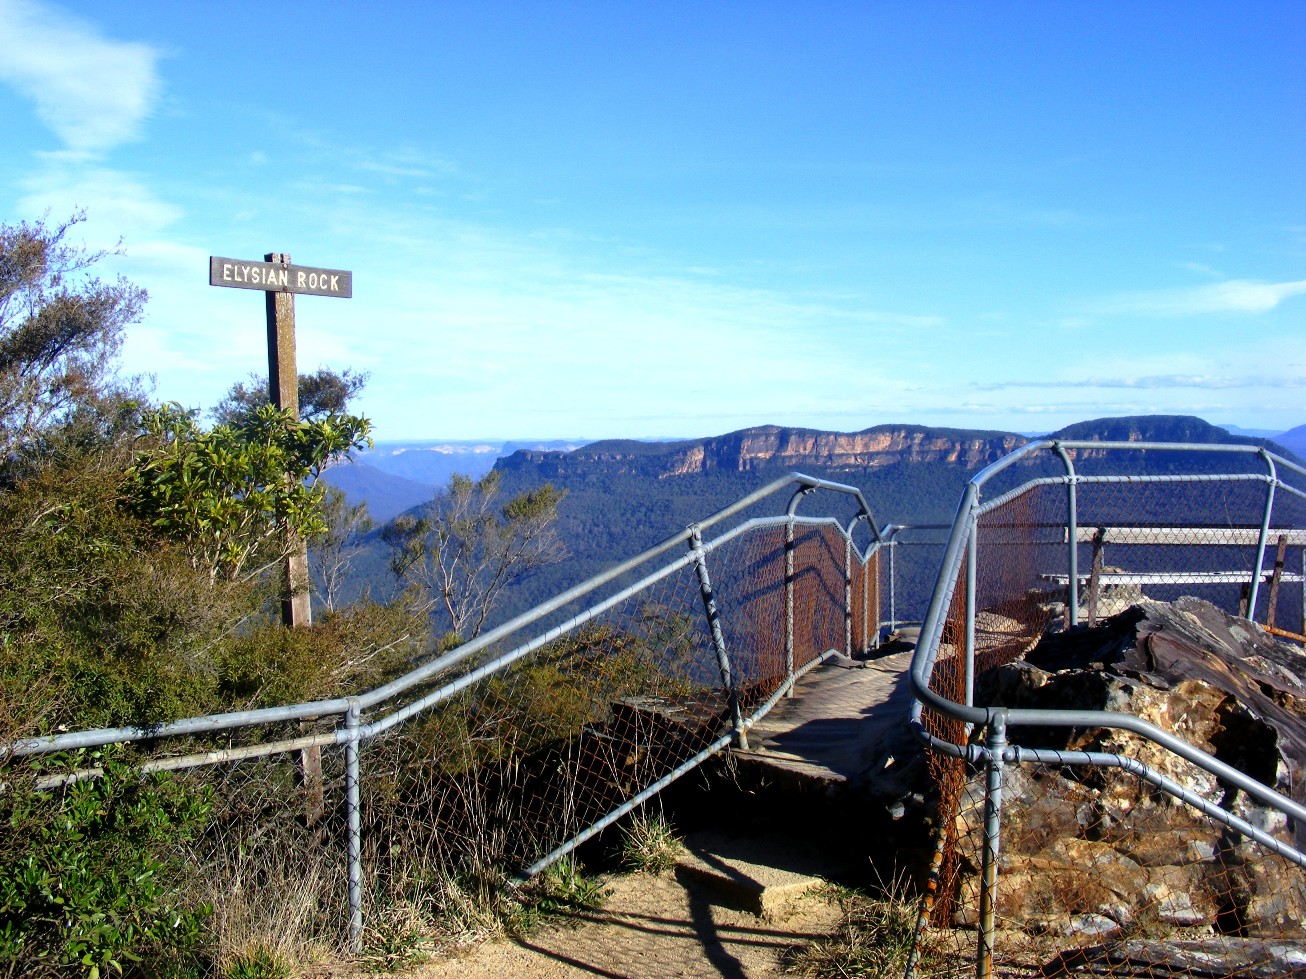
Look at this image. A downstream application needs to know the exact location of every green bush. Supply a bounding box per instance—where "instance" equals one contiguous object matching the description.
[0,751,214,977]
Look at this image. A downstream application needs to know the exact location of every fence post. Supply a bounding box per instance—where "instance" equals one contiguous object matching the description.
[1086,528,1106,628]
[862,549,870,654]
[1054,443,1080,627]
[344,702,363,950]
[889,538,897,633]
[1267,534,1288,629]
[845,535,853,658]
[1248,453,1279,620]
[689,527,747,748]
[965,515,977,709]
[785,517,795,696]
[977,711,1008,979]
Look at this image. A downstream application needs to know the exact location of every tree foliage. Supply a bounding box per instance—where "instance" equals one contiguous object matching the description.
[383,470,566,641]
[212,367,369,427]
[0,212,145,473]
[125,403,371,583]
[310,486,374,612]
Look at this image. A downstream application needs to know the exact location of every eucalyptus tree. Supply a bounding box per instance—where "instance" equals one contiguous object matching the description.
[383,470,566,642]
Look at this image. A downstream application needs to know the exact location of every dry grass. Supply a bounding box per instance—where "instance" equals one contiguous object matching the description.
[206,844,342,976]
[619,811,685,875]
[784,876,964,979]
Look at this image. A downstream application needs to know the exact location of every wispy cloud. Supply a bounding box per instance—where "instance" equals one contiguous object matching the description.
[975,375,1306,392]
[354,148,458,180]
[17,165,182,245]
[1172,260,1223,280]
[1094,278,1306,316]
[0,0,161,155]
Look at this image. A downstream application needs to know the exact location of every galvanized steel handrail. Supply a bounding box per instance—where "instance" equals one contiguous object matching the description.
[9,471,879,762]
[4,470,887,949]
[909,439,1306,849]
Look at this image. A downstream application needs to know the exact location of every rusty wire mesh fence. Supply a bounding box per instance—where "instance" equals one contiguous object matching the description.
[882,530,951,635]
[911,443,1306,978]
[7,474,887,956]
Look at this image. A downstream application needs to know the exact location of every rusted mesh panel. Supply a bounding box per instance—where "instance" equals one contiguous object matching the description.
[122,744,355,953]
[701,524,788,701]
[933,755,1306,978]
[3,729,360,953]
[356,558,730,893]
[850,548,880,655]
[922,549,970,928]
[973,484,1067,675]
[791,523,851,665]
[1064,477,1305,636]
[920,485,1066,928]
[922,484,1068,773]
[886,537,950,629]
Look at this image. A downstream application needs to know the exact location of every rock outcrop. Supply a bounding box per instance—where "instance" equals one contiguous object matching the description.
[497,415,1282,483]
[961,598,1306,944]
[504,424,1029,478]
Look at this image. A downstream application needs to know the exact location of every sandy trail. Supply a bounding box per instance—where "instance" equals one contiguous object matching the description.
[387,871,842,979]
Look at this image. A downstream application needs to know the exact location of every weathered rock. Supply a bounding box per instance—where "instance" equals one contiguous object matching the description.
[1043,937,1306,977]
[963,598,1306,941]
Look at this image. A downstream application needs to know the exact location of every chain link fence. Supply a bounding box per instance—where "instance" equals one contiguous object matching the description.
[909,441,1306,978]
[5,473,885,955]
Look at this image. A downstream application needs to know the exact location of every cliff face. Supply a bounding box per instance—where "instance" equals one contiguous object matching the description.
[660,426,1029,475]
[496,415,1290,482]
[501,424,1029,479]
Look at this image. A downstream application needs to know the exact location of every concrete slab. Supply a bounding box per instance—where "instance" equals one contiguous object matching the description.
[674,831,836,918]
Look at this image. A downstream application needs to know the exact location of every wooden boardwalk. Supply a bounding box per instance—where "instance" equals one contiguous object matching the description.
[734,643,924,804]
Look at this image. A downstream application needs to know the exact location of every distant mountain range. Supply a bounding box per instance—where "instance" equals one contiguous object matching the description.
[323,414,1303,626]
[325,419,1305,522]
[1271,423,1306,462]
[322,438,586,521]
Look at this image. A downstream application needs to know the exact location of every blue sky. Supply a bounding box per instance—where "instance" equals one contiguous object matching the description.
[1,1,1303,441]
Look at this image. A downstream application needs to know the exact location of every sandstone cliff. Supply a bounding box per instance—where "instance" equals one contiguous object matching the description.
[503,423,1028,479]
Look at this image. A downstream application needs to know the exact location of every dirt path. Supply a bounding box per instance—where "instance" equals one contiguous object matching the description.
[396,871,843,979]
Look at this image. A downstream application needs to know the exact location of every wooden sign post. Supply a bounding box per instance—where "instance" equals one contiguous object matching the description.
[209,252,353,629]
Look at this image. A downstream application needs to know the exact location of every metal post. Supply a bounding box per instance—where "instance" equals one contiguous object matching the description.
[861,550,870,655]
[690,528,747,748]
[889,539,898,633]
[844,535,853,658]
[965,519,977,709]
[1055,444,1080,627]
[1247,457,1279,620]
[977,712,1008,979]
[344,703,363,950]
[904,828,948,979]
[785,518,795,696]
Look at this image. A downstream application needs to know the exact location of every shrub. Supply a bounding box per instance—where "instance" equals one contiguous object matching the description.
[0,751,213,977]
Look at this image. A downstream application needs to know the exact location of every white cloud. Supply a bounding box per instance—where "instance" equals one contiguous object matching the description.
[0,0,161,155]
[975,375,1306,392]
[17,165,182,246]
[1095,278,1306,316]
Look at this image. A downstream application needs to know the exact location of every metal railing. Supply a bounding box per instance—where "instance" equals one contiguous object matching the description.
[6,472,885,949]
[907,441,1306,979]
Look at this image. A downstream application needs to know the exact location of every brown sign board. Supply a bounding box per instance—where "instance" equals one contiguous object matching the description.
[209,256,352,298]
